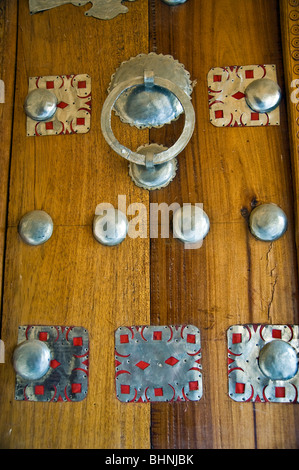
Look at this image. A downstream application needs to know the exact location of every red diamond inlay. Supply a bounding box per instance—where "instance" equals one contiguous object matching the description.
[154,388,163,397]
[57,101,69,109]
[50,359,61,369]
[231,91,246,100]
[165,356,179,366]
[136,361,150,370]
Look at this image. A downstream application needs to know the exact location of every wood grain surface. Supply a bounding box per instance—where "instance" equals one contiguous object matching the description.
[0,0,299,450]
[0,0,150,449]
[280,0,299,267]
[149,0,299,449]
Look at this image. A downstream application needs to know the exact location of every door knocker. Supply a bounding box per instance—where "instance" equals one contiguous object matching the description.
[101,53,195,190]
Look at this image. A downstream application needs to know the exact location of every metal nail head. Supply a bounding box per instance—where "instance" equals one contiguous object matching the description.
[245,78,282,113]
[18,210,54,246]
[258,339,298,381]
[173,205,210,244]
[24,88,58,121]
[249,203,288,241]
[93,209,128,246]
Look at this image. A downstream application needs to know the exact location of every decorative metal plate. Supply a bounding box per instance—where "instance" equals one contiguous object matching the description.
[29,0,137,20]
[15,325,89,402]
[207,64,280,127]
[26,74,91,137]
[115,325,202,403]
[227,324,299,403]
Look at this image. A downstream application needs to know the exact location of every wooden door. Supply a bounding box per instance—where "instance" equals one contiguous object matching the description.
[0,0,298,449]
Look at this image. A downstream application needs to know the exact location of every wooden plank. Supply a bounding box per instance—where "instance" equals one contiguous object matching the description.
[0,0,18,310]
[149,0,299,449]
[0,0,150,449]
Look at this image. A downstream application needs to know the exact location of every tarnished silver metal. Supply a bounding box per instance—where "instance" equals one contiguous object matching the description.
[173,205,210,244]
[249,203,288,241]
[24,88,57,121]
[245,78,282,113]
[129,144,177,190]
[108,53,193,129]
[18,210,53,246]
[14,325,89,402]
[227,324,299,403]
[29,0,137,20]
[115,325,202,402]
[13,339,51,381]
[93,209,128,246]
[258,340,298,381]
[162,0,188,4]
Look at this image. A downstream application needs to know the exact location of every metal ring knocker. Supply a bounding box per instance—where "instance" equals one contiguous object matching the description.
[101,57,195,190]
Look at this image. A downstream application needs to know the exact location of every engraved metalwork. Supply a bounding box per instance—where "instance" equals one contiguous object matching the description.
[15,325,89,402]
[129,144,177,190]
[227,324,299,403]
[29,0,137,20]
[108,53,193,129]
[249,203,288,241]
[18,210,53,246]
[26,74,91,137]
[173,205,210,244]
[93,209,128,246]
[208,64,280,127]
[115,325,202,402]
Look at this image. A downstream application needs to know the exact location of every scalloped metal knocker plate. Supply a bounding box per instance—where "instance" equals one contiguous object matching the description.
[115,325,202,403]
[15,325,89,402]
[227,324,299,403]
[208,64,280,127]
[29,0,138,20]
[26,74,91,137]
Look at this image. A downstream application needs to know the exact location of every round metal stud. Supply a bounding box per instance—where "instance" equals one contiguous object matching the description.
[249,203,288,242]
[93,209,128,246]
[162,0,188,4]
[173,205,210,244]
[102,75,195,166]
[108,53,193,129]
[245,78,282,113]
[24,88,58,121]
[129,144,177,190]
[18,210,54,246]
[13,339,51,381]
[258,340,298,381]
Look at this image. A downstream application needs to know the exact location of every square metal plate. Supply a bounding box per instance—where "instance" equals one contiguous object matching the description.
[207,64,280,127]
[15,325,89,402]
[26,74,91,136]
[115,325,202,403]
[227,324,299,403]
